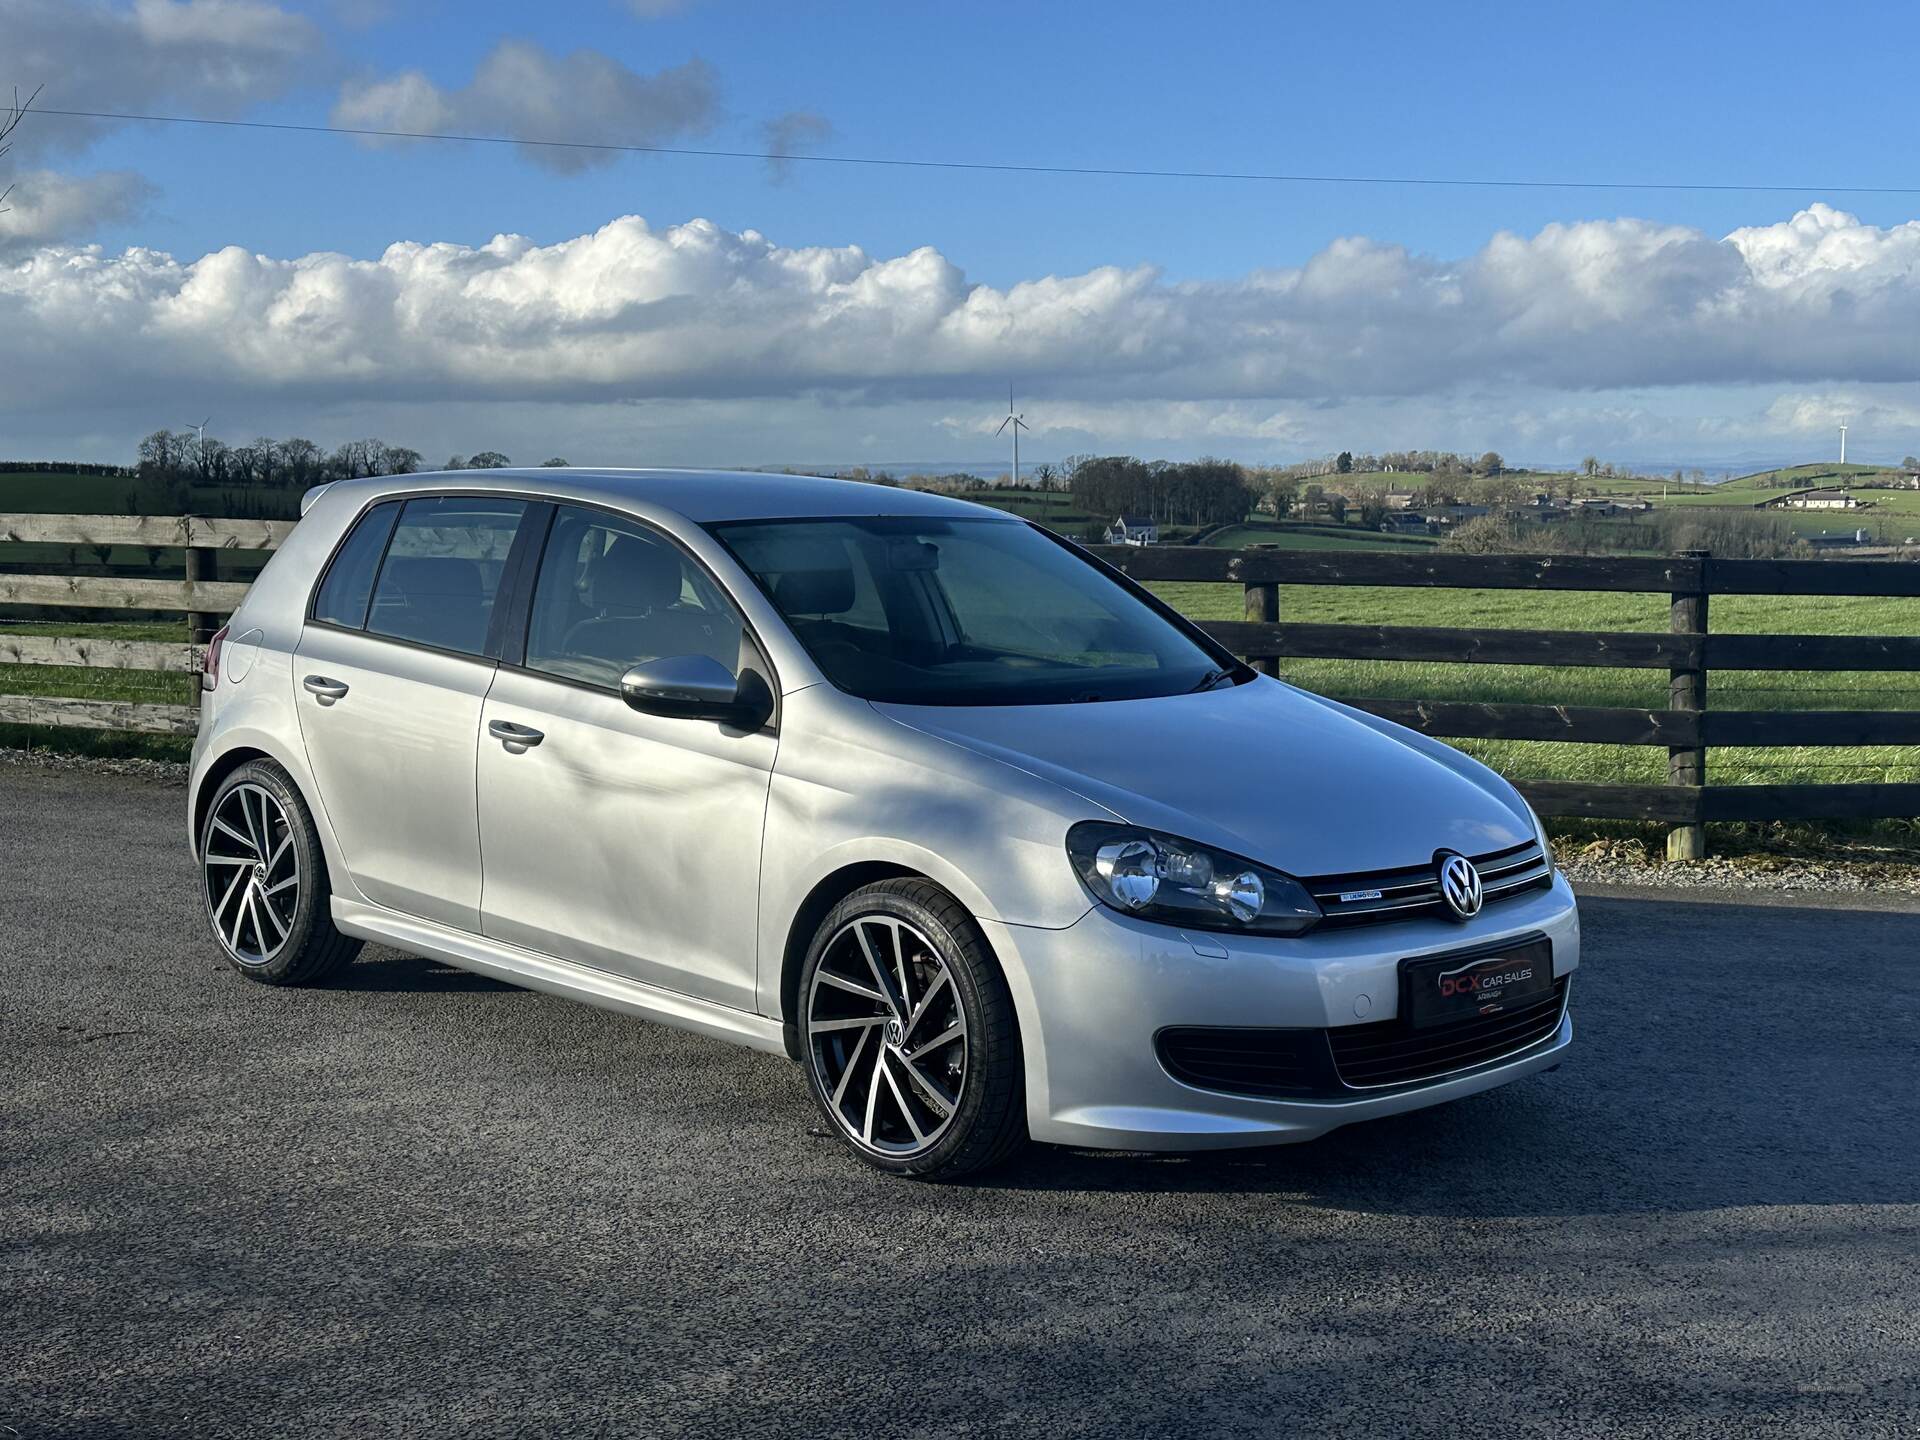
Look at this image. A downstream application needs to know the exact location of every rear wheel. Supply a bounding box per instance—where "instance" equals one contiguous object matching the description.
[800,879,1026,1180]
[199,759,361,985]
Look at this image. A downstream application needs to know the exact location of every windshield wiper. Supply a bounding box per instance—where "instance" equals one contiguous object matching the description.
[1189,667,1236,693]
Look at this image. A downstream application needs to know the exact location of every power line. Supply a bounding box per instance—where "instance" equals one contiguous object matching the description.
[32,105,1920,196]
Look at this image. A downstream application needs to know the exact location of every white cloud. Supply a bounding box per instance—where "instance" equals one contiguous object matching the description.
[331,40,718,174]
[4,0,322,158]
[0,169,152,254]
[6,205,1920,463]
[1762,390,1920,436]
[940,401,1305,447]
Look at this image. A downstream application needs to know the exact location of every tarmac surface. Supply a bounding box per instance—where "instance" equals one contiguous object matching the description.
[4,764,1917,1437]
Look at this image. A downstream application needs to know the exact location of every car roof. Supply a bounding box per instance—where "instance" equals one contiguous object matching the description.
[326,467,1003,525]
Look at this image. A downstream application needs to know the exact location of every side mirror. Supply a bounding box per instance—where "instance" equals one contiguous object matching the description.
[620,654,770,728]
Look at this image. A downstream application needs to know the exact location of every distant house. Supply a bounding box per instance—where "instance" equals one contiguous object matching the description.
[1762,487,1863,511]
[1377,511,1429,533]
[1570,497,1624,517]
[1104,515,1159,546]
[1383,491,1421,510]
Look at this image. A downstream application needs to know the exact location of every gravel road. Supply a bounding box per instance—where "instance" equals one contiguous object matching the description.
[4,765,1918,1438]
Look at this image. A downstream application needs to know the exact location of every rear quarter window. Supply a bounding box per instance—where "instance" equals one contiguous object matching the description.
[310,501,401,630]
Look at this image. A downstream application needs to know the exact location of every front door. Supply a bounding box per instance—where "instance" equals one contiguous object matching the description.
[293,493,529,932]
[476,505,776,1011]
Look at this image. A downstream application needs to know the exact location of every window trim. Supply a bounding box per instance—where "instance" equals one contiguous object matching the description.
[303,489,536,667]
[359,493,534,662]
[705,512,1249,705]
[305,498,402,633]
[492,497,783,731]
[298,487,782,708]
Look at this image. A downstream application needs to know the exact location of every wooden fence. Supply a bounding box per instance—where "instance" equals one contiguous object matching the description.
[4,513,1919,857]
[1088,543,1920,857]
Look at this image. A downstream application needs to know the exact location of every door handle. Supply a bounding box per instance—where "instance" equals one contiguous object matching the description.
[488,719,545,750]
[303,675,349,701]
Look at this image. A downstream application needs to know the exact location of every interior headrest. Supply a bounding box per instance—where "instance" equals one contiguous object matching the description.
[591,534,682,612]
[773,567,856,616]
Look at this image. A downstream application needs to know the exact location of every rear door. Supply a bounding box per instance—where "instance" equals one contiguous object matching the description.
[475,504,777,1010]
[294,494,531,932]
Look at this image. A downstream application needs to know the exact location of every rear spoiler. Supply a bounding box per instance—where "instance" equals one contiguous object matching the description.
[299,481,335,517]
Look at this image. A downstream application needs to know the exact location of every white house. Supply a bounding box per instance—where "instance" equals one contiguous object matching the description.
[1104,515,1160,545]
[1764,488,1862,511]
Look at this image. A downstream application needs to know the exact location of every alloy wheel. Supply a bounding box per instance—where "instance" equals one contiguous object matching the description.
[203,783,300,967]
[806,915,968,1156]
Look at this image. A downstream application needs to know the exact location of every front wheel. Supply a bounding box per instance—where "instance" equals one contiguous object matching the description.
[199,759,361,985]
[800,878,1027,1180]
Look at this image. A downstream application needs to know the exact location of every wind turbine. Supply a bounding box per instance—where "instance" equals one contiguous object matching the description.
[1839,423,1848,465]
[186,417,211,452]
[994,386,1029,487]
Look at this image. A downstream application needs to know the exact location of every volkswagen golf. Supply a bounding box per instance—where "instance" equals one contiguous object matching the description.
[189,469,1579,1179]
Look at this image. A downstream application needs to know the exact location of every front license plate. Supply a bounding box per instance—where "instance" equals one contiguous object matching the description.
[1400,938,1553,1029]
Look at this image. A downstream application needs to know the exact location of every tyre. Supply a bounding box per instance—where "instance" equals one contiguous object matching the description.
[800,878,1027,1180]
[199,759,362,985]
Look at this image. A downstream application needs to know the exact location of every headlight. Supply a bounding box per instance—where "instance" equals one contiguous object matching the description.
[1066,822,1322,936]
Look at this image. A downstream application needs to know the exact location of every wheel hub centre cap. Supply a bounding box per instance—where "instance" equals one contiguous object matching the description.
[885,1017,905,1047]
[252,862,267,884]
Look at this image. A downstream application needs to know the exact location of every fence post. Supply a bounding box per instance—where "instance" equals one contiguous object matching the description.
[1243,543,1279,676]
[184,544,217,645]
[1666,549,1710,861]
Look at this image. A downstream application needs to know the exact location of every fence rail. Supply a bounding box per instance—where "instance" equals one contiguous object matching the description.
[4,516,1919,858]
[1089,542,1920,857]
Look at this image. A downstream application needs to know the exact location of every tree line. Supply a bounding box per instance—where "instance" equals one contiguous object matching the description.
[1067,456,1253,528]
[135,428,567,492]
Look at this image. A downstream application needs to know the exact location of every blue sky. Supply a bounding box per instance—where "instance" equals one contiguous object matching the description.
[78,0,1920,280]
[7,0,1920,468]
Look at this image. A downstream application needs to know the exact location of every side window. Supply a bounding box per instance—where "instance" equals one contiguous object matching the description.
[310,501,401,630]
[523,506,743,688]
[365,496,528,657]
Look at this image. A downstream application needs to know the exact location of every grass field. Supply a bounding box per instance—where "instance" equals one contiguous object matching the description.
[7,584,1917,790]
[1147,582,1920,789]
[4,471,1918,809]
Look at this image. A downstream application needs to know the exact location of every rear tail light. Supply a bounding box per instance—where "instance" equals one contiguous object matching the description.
[201,624,230,692]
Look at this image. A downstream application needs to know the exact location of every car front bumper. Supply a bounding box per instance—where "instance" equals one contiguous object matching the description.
[980,872,1580,1151]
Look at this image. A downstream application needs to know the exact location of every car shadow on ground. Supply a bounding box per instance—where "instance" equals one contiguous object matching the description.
[979,895,1920,1215]
[323,949,520,993]
[313,897,1920,1218]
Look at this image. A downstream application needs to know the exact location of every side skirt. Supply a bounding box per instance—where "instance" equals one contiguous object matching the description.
[332,897,790,1057]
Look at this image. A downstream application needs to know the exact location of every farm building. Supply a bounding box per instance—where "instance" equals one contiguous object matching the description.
[1104,515,1160,545]
[1377,511,1430,533]
[1760,488,1865,510]
[1806,529,1874,549]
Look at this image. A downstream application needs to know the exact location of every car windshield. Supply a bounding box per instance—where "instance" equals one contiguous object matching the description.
[711,515,1234,705]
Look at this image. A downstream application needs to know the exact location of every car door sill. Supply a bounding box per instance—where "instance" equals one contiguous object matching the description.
[331,896,789,1057]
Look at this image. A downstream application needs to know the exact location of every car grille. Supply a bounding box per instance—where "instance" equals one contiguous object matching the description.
[1156,976,1569,1099]
[1327,977,1570,1089]
[1155,1028,1322,1098]
[1304,839,1553,929]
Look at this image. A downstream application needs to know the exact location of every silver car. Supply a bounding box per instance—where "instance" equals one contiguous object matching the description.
[189,469,1579,1179]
